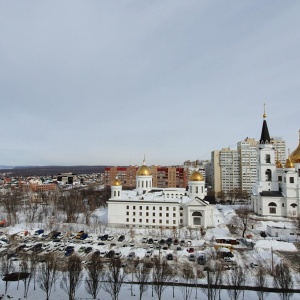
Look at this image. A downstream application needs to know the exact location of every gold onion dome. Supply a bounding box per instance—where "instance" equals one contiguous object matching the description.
[290,141,300,163]
[285,157,294,169]
[189,171,204,181]
[111,178,122,186]
[276,160,283,168]
[136,165,151,176]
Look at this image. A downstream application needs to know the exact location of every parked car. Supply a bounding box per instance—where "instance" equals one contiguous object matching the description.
[106,250,115,258]
[101,234,109,241]
[189,254,196,261]
[80,233,88,240]
[34,229,44,235]
[114,251,122,259]
[260,231,267,238]
[197,253,206,265]
[166,253,173,261]
[142,237,148,243]
[127,252,135,260]
[107,236,114,241]
[148,238,154,244]
[187,248,195,253]
[84,247,93,254]
[145,250,153,257]
[65,248,74,257]
[118,235,125,242]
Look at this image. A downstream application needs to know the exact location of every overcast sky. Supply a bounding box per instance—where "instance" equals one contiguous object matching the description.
[1,1,300,167]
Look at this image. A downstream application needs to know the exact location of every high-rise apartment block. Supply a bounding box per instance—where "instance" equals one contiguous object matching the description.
[104,166,188,189]
[209,136,286,197]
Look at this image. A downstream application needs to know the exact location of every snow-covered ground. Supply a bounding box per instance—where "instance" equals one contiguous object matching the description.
[1,205,300,299]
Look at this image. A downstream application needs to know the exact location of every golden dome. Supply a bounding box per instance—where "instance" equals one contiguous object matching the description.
[189,171,204,181]
[136,165,151,176]
[111,178,122,186]
[290,141,300,163]
[276,160,282,168]
[285,157,294,169]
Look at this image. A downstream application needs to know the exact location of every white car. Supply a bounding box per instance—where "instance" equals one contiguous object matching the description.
[100,251,107,257]
[145,250,153,257]
[107,236,114,241]
[114,251,122,259]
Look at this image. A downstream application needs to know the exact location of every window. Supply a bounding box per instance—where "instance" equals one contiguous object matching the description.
[139,219,142,223]
[126,218,129,222]
[180,213,183,217]
[153,213,155,216]
[126,206,129,209]
[133,212,136,216]
[159,220,162,224]
[139,212,142,216]
[146,212,149,216]
[133,206,136,210]
[180,207,183,210]
[159,207,162,210]
[270,207,276,214]
[290,177,294,183]
[166,213,169,217]
[153,207,155,210]
[146,219,149,223]
[166,207,169,211]
[278,176,282,182]
[166,220,169,224]
[126,212,129,215]
[133,218,135,222]
[173,207,176,211]
[146,206,149,210]
[282,203,284,207]
[173,220,176,224]
[180,219,183,224]
[153,219,155,223]
[265,154,271,163]
[159,213,162,217]
[173,213,176,217]
[196,186,198,193]
[265,169,272,181]
[140,206,142,210]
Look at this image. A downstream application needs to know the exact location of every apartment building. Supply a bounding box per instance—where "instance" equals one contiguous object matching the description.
[104,166,188,189]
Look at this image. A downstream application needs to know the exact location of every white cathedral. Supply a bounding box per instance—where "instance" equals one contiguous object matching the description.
[107,160,214,229]
[252,112,300,218]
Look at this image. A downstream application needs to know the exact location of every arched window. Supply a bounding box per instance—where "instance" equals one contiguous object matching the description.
[265,169,272,181]
[192,211,202,225]
[268,202,277,214]
[192,211,202,216]
[290,203,297,208]
[196,186,198,193]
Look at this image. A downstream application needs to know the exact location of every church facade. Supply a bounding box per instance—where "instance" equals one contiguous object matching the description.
[107,159,214,229]
[251,112,300,218]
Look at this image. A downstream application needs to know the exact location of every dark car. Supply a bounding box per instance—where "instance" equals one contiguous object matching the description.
[118,235,125,242]
[101,234,109,241]
[80,233,88,240]
[98,242,105,246]
[260,231,267,238]
[173,239,179,245]
[65,246,74,251]
[166,253,173,260]
[16,244,27,252]
[148,238,154,244]
[65,248,74,256]
[84,247,93,254]
[106,250,115,258]
[159,239,165,245]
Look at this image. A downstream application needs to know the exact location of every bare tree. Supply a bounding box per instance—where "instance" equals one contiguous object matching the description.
[152,257,173,300]
[179,262,195,300]
[60,254,83,300]
[233,205,256,237]
[202,262,223,300]
[255,264,269,300]
[0,255,16,294]
[273,262,293,300]
[134,260,150,300]
[85,255,103,299]
[103,259,126,300]
[38,253,59,300]
[226,266,245,300]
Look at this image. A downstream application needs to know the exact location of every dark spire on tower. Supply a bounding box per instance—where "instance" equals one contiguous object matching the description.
[259,104,271,144]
